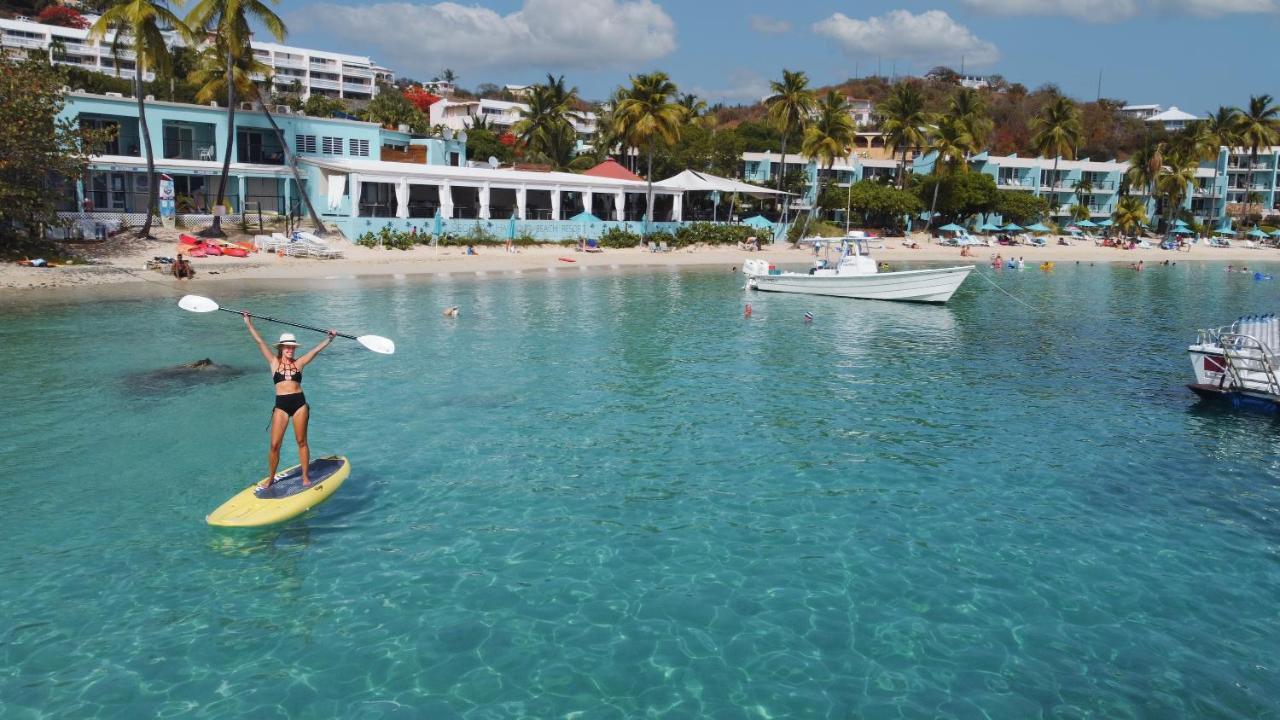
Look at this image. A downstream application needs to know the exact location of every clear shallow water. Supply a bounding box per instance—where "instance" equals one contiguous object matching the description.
[2,262,1280,719]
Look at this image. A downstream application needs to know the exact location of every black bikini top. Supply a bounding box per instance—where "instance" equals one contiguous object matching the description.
[273,362,301,384]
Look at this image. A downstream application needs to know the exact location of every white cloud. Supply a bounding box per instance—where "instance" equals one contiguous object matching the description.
[689,70,771,104]
[962,0,1140,22]
[748,15,791,34]
[292,0,676,75]
[1151,0,1279,15]
[812,10,999,67]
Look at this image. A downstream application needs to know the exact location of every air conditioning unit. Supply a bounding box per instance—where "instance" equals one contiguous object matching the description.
[275,105,292,114]
[145,94,154,101]
[240,101,255,110]
[209,101,218,107]
[104,92,123,98]
[397,123,409,133]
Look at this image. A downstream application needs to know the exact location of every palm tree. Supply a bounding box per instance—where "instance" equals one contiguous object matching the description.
[1069,203,1090,223]
[1075,175,1094,216]
[1156,148,1199,233]
[1125,140,1164,229]
[922,115,975,229]
[612,71,682,238]
[947,87,993,155]
[800,90,856,223]
[1029,95,1082,221]
[1233,94,1279,219]
[1198,107,1241,224]
[878,82,929,188]
[677,92,707,121]
[188,45,325,231]
[765,69,814,196]
[186,0,286,237]
[1112,195,1149,236]
[512,74,581,170]
[90,0,191,238]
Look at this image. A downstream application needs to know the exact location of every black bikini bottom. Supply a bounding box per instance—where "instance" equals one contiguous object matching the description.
[273,392,308,417]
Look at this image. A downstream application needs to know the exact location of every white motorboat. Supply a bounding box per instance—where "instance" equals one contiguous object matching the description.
[743,237,973,303]
[1188,314,1280,413]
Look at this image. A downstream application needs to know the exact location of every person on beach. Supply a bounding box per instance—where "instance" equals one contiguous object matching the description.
[171,254,195,280]
[242,314,335,491]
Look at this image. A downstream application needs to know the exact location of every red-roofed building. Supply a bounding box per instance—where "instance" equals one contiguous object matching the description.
[582,158,644,182]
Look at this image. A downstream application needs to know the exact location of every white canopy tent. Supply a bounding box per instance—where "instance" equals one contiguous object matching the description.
[654,170,790,198]
[654,170,790,225]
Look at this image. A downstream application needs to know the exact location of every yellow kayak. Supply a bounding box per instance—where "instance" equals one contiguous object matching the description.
[206,456,350,527]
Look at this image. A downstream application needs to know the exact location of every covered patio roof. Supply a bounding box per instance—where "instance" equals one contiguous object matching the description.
[653,169,790,198]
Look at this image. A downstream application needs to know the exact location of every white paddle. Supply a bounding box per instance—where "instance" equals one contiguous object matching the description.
[179,294,396,355]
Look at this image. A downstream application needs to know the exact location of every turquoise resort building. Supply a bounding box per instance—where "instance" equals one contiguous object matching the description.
[743,146,1279,232]
[57,92,698,241]
[57,91,1279,240]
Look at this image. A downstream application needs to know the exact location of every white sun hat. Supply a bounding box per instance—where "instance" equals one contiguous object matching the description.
[275,333,300,348]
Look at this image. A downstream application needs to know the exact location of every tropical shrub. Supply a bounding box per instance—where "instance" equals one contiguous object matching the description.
[599,227,642,248]
[37,6,89,29]
[355,227,428,250]
[671,222,756,247]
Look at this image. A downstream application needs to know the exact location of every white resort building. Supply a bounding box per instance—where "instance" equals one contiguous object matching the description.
[0,16,393,100]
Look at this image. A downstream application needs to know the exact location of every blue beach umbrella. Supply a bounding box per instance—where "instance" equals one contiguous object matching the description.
[570,211,602,223]
[1247,227,1268,238]
[1025,222,1051,233]
[1097,219,1114,227]
[1075,219,1098,228]
[1271,229,1280,238]
[1002,223,1024,232]
[507,213,517,239]
[1214,227,1236,236]
[979,222,1002,232]
[1172,218,1189,228]
[433,208,443,236]
[937,223,966,233]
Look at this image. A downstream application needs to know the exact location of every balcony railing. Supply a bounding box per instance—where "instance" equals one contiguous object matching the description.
[309,60,338,71]
[998,178,1036,189]
[308,77,340,90]
[273,56,306,69]
[341,65,374,78]
[164,139,218,161]
[342,82,372,95]
[2,35,46,49]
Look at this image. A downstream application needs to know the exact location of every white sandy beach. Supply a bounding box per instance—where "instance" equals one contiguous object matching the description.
[4,228,1279,297]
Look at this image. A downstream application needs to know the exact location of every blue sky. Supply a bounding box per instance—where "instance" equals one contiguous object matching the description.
[283,0,1280,112]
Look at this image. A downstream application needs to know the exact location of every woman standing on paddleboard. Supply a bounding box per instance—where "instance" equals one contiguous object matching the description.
[242,313,335,490]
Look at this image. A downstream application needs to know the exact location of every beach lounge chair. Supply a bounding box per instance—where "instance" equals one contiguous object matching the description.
[1029,236,1046,247]
[658,241,670,253]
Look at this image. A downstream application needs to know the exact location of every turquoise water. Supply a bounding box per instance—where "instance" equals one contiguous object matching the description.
[2,262,1280,718]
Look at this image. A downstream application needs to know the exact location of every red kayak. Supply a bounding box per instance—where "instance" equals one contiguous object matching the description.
[222,246,248,258]
[188,246,207,258]
[558,257,577,263]
[201,243,223,256]
[179,234,199,245]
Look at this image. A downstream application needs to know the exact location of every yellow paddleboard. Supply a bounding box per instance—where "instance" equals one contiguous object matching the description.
[206,456,350,527]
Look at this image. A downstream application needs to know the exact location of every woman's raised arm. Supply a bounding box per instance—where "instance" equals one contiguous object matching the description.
[243,313,275,364]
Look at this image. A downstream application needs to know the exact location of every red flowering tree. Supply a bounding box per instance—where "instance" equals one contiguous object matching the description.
[37,6,89,29]
[498,132,517,146]
[402,85,441,113]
